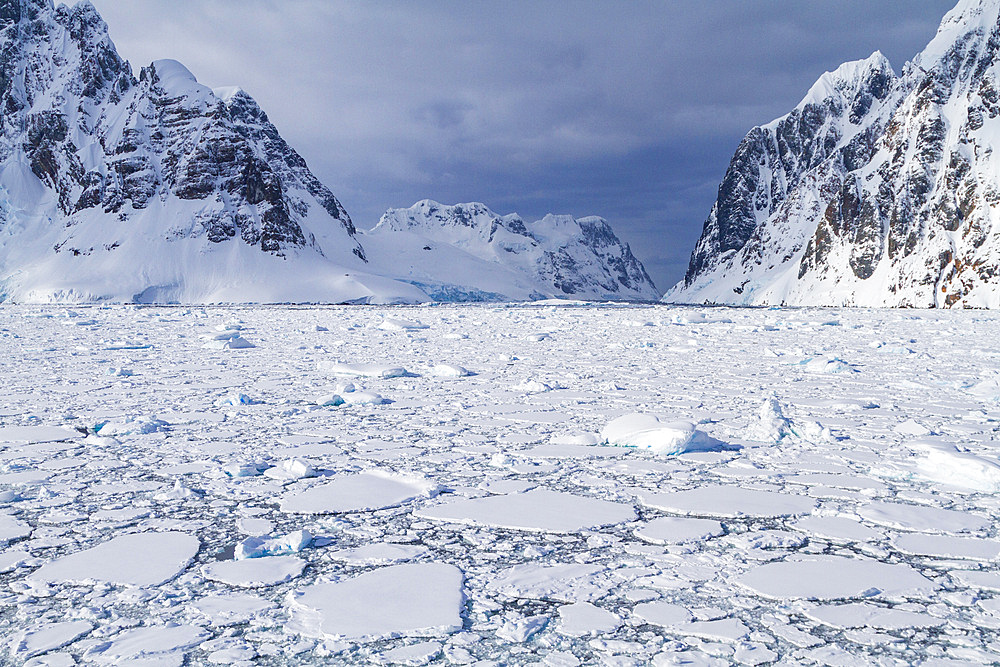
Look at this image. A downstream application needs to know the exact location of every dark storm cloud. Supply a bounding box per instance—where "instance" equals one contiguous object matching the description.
[89,0,958,291]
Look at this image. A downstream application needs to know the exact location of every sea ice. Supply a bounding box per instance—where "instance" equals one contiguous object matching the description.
[736,555,935,600]
[415,488,636,533]
[280,472,438,514]
[81,624,209,665]
[912,441,1000,493]
[0,425,81,444]
[488,562,611,602]
[430,363,471,377]
[802,603,944,630]
[857,501,989,533]
[286,563,464,641]
[202,555,306,587]
[633,517,725,545]
[189,593,275,626]
[892,533,1000,561]
[0,513,31,544]
[557,602,621,637]
[328,542,429,565]
[11,620,93,660]
[640,486,815,519]
[30,531,199,586]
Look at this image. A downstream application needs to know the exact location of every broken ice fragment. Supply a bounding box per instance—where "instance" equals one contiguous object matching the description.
[235,529,312,559]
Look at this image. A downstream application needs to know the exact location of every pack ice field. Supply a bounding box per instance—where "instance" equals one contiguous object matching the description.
[2,303,1000,666]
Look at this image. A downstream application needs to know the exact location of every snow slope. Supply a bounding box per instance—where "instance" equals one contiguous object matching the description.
[364,200,659,302]
[669,0,1000,308]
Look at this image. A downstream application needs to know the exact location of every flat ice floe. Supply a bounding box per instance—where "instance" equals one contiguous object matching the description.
[202,555,306,587]
[414,488,636,533]
[633,516,725,544]
[802,602,945,630]
[280,472,438,514]
[857,500,989,533]
[640,485,815,519]
[487,562,611,602]
[29,531,199,586]
[287,563,464,641]
[736,555,935,600]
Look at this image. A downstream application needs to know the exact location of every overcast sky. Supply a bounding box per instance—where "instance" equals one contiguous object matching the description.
[89,0,957,291]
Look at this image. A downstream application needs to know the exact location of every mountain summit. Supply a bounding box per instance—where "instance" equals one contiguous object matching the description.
[669,0,1000,308]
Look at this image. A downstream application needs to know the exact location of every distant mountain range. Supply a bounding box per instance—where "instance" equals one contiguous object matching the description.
[0,0,656,304]
[668,0,1000,308]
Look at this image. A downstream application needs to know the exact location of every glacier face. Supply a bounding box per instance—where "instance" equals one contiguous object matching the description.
[669,0,1000,308]
[0,1,655,304]
[363,200,659,302]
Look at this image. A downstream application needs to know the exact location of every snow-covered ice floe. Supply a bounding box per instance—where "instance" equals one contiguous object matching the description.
[4,303,1000,664]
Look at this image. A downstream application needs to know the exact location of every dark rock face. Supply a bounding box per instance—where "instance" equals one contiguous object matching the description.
[0,0,361,261]
[675,1,1000,308]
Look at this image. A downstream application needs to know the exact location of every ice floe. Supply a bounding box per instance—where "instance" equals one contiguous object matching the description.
[29,531,199,586]
[286,563,464,641]
[640,486,815,519]
[202,555,306,587]
[736,555,935,600]
[280,472,439,514]
[415,488,636,533]
[602,414,729,455]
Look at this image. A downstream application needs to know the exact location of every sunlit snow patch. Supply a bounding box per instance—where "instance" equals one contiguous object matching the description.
[30,532,199,587]
[736,555,935,600]
[641,486,815,519]
[601,414,731,455]
[414,488,636,533]
[280,472,439,514]
[286,563,464,641]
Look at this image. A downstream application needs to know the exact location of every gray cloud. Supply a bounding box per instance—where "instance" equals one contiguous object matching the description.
[89,0,957,291]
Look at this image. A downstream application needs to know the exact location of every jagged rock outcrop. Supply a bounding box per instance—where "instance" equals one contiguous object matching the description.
[363,200,659,302]
[669,0,1000,308]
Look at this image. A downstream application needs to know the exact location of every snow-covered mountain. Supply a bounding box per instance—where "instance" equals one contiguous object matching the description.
[669,0,1000,308]
[0,0,432,304]
[362,200,659,302]
[0,0,655,304]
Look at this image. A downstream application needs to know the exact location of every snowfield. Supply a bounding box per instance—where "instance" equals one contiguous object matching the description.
[2,302,1000,665]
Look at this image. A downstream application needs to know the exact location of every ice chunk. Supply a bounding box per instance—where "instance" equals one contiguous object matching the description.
[202,555,306,587]
[235,529,312,559]
[488,562,611,602]
[263,458,316,480]
[557,602,621,637]
[30,532,199,587]
[790,516,881,543]
[328,542,429,565]
[797,356,855,373]
[912,441,1000,493]
[496,614,548,642]
[603,414,691,451]
[11,620,93,660]
[633,601,693,627]
[802,603,944,630]
[280,472,439,514]
[287,563,464,641]
[95,416,170,436]
[641,486,815,519]
[202,332,254,350]
[318,360,410,378]
[378,318,428,331]
[744,397,831,444]
[736,555,935,600]
[415,488,636,533]
[236,517,273,536]
[857,501,989,533]
[633,517,724,545]
[431,363,471,377]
